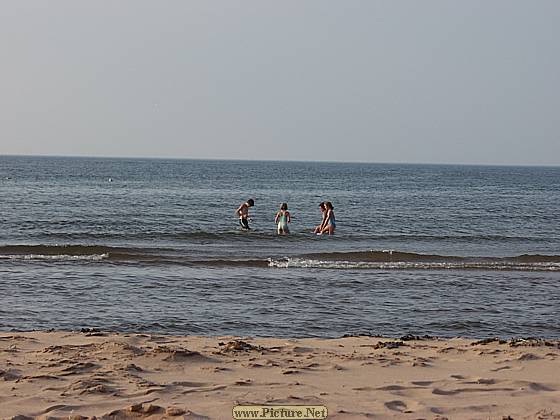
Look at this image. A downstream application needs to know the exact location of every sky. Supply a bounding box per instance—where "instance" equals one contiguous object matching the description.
[1,1,559,165]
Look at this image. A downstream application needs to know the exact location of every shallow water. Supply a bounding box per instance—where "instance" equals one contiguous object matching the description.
[1,156,559,337]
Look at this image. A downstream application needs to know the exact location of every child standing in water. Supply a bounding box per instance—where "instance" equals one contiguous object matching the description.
[236,198,254,230]
[274,203,291,235]
[314,202,327,234]
[319,201,336,235]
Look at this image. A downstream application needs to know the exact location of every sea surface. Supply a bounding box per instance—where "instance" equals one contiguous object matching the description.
[1,156,559,338]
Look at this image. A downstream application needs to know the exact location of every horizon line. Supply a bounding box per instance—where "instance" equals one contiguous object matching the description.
[0,152,559,168]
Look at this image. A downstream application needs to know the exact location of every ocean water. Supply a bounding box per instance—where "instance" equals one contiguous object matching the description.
[1,156,559,338]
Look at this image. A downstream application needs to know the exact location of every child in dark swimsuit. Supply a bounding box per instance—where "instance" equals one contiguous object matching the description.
[319,201,336,235]
[236,198,254,230]
[314,202,327,234]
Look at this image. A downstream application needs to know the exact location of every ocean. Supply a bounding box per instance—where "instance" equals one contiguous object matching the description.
[1,156,559,338]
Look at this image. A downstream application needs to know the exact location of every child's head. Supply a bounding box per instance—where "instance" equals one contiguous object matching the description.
[325,201,334,210]
[280,203,288,211]
[247,199,255,207]
[319,202,326,211]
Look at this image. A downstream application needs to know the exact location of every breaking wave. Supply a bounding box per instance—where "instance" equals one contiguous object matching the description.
[1,245,559,271]
[266,250,560,272]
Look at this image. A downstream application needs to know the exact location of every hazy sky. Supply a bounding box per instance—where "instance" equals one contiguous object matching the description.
[1,1,559,165]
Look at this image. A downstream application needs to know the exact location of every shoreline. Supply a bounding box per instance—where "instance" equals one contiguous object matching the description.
[1,331,559,419]
[6,328,560,341]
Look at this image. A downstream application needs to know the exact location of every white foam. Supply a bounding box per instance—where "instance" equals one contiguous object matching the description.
[267,258,560,271]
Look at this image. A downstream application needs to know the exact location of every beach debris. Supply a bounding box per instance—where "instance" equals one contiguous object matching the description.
[342,332,377,338]
[471,337,560,348]
[166,407,187,416]
[5,344,19,353]
[218,340,265,353]
[471,338,507,346]
[373,341,407,350]
[128,403,162,414]
[80,327,100,333]
[533,409,560,419]
[80,327,106,337]
[509,338,558,348]
[153,345,204,361]
[400,334,437,341]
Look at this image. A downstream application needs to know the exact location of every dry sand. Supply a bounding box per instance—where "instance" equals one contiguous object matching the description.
[1,331,559,419]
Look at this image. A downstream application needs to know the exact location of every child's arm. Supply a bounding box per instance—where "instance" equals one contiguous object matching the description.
[287,211,291,223]
[274,212,280,223]
[319,212,328,230]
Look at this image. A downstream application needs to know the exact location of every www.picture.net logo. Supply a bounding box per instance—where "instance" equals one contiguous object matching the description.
[232,405,328,420]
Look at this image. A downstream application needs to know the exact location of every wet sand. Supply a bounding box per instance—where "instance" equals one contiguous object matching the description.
[1,331,559,419]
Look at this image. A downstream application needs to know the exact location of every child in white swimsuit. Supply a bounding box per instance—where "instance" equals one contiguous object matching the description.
[274,203,291,235]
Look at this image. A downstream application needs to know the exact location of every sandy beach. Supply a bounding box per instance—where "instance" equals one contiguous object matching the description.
[0,332,559,419]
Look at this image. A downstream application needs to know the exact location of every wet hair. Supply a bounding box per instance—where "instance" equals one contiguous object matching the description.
[325,201,334,210]
[247,199,255,206]
[319,202,326,210]
[280,203,288,211]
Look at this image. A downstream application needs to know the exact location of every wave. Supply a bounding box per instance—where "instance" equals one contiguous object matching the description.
[267,258,560,271]
[1,245,559,271]
[0,253,109,261]
[0,244,161,256]
[0,244,267,267]
[267,250,560,271]
[0,244,166,263]
[299,250,560,263]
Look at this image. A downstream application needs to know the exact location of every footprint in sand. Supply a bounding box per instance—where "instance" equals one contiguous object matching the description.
[0,369,21,381]
[513,381,557,392]
[491,365,512,372]
[384,400,411,413]
[411,380,433,386]
[517,353,542,361]
[432,386,516,395]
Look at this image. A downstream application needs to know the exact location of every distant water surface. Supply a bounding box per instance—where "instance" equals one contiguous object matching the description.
[1,156,559,338]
